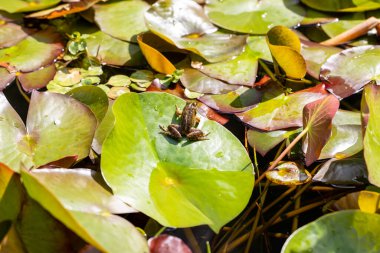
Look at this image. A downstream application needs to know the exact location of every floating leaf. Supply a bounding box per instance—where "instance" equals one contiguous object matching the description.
[93,0,149,42]
[281,211,380,253]
[205,0,305,34]
[303,95,340,166]
[26,0,103,19]
[0,67,15,91]
[137,33,176,75]
[363,84,380,187]
[18,64,56,92]
[0,29,63,72]
[85,30,145,67]
[301,40,342,79]
[145,0,246,62]
[321,12,366,38]
[358,190,380,213]
[21,168,147,253]
[199,86,262,114]
[313,153,368,185]
[247,128,302,156]
[0,91,97,172]
[101,92,254,232]
[66,86,109,122]
[0,163,22,222]
[16,197,73,253]
[92,100,115,154]
[106,75,131,87]
[0,23,33,49]
[320,110,362,160]
[301,0,380,12]
[266,162,311,185]
[236,84,328,131]
[148,234,192,253]
[0,0,60,13]
[320,45,380,99]
[266,26,306,79]
[180,68,241,95]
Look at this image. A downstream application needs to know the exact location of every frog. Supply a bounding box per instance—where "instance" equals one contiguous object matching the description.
[159,102,209,141]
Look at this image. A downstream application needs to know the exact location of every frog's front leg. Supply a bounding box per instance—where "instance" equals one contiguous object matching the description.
[159,124,182,140]
[186,128,209,141]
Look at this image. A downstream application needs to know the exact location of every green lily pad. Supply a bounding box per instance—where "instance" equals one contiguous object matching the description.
[0,0,60,13]
[0,67,15,90]
[101,92,254,232]
[320,110,363,159]
[313,153,368,185]
[282,210,380,252]
[85,30,145,67]
[145,0,247,63]
[320,45,380,99]
[236,84,328,131]
[247,128,302,156]
[16,197,73,253]
[66,86,109,123]
[0,91,97,172]
[0,163,22,223]
[301,40,342,79]
[180,68,241,95]
[205,0,305,34]
[198,86,262,114]
[301,0,380,12]
[192,36,269,86]
[21,168,148,253]
[92,100,115,154]
[93,0,149,43]
[0,23,33,49]
[363,84,380,187]
[18,64,56,92]
[0,29,63,72]
[321,12,366,38]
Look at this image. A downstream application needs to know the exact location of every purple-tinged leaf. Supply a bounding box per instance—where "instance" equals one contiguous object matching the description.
[236,84,328,131]
[0,67,15,90]
[303,95,340,166]
[0,23,34,49]
[320,45,380,99]
[148,234,192,253]
[18,64,56,92]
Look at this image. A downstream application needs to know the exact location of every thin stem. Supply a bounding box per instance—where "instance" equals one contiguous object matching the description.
[16,78,30,103]
[255,128,308,187]
[154,226,167,237]
[321,17,380,46]
[184,228,202,253]
[291,194,301,232]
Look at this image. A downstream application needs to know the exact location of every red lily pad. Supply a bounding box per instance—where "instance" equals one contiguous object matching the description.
[236,84,328,131]
[302,95,340,166]
[320,45,380,99]
[18,64,56,92]
[0,23,34,49]
[0,29,63,73]
[148,234,192,253]
[0,67,15,91]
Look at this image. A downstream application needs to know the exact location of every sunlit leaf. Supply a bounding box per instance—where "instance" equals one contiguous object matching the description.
[21,168,148,253]
[303,95,340,166]
[236,84,328,131]
[320,45,380,99]
[18,64,56,92]
[205,0,305,34]
[301,0,380,12]
[266,26,306,79]
[0,29,63,72]
[0,0,60,13]
[0,163,22,222]
[0,91,97,172]
[101,92,254,232]
[92,100,114,154]
[363,84,380,187]
[358,190,380,213]
[321,12,366,38]
[93,0,149,43]
[301,40,342,79]
[266,161,311,185]
[313,153,368,185]
[282,211,380,253]
[199,86,262,114]
[0,23,33,49]
[145,0,246,62]
[180,68,241,95]
[148,234,192,253]
[137,33,176,75]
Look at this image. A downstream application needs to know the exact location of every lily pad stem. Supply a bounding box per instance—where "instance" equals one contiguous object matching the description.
[258,60,287,92]
[184,228,202,253]
[16,78,30,103]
